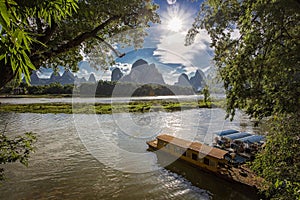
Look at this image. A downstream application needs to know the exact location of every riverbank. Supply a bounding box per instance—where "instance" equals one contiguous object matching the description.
[0,100,225,114]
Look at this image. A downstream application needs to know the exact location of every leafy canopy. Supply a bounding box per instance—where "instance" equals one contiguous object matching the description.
[186,0,300,199]
[186,0,300,120]
[0,0,160,87]
[0,0,78,84]
[251,114,300,199]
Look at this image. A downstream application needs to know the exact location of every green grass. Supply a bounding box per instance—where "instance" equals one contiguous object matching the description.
[0,100,224,114]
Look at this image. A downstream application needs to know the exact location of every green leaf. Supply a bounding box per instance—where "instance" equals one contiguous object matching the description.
[0,3,10,28]
[0,54,5,61]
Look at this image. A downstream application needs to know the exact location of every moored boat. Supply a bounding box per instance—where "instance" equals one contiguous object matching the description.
[147,134,229,172]
[147,134,264,188]
[213,130,265,161]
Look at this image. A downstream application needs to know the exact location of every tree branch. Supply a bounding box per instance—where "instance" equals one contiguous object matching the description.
[32,19,58,55]
[42,15,121,58]
[94,36,125,58]
[0,60,15,89]
[38,20,58,45]
[36,13,43,34]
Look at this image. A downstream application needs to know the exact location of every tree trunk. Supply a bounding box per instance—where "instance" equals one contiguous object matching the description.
[0,61,15,89]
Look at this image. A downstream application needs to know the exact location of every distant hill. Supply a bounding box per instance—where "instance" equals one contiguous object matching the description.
[27,70,96,85]
[113,59,165,85]
[116,48,213,87]
[175,69,206,92]
[27,48,216,88]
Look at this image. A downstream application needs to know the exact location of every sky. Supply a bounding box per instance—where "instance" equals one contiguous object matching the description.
[38,0,214,85]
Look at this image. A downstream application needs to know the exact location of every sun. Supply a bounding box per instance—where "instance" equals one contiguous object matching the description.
[167,16,183,32]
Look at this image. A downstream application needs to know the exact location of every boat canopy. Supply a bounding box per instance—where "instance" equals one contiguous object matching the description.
[216,129,239,136]
[157,134,228,160]
[223,132,252,140]
[235,135,265,144]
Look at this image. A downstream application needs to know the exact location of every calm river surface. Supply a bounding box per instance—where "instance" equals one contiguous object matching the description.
[0,108,261,200]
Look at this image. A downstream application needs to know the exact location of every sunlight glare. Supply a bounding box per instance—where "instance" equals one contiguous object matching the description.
[167,17,183,32]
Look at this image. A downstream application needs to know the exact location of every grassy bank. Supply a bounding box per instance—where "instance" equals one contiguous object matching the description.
[0,100,225,114]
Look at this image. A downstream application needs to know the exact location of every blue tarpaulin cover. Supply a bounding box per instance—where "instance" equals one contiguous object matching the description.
[235,135,265,144]
[223,132,252,140]
[216,129,239,136]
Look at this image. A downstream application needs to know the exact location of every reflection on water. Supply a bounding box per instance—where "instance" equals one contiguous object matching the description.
[160,154,260,200]
[0,109,260,200]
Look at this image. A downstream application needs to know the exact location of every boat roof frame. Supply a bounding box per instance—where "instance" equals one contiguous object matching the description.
[223,132,252,140]
[157,134,228,160]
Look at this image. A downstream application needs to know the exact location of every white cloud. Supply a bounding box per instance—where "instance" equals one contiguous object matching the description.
[75,61,129,81]
[36,67,64,79]
[153,29,213,75]
[75,61,102,80]
[36,70,52,79]
[166,0,176,5]
[147,3,214,81]
[80,69,89,76]
[96,62,132,81]
[155,63,182,85]
[98,70,111,81]
[35,61,133,82]
[110,63,132,75]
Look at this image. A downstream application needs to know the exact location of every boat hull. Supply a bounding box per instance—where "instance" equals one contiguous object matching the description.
[147,138,264,189]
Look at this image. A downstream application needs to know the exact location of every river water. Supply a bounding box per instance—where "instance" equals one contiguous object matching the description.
[0,95,227,104]
[0,108,261,200]
[0,96,204,104]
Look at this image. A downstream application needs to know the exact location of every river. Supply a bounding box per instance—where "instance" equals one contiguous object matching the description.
[0,108,261,200]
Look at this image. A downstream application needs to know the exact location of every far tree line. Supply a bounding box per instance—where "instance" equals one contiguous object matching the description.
[0,81,197,97]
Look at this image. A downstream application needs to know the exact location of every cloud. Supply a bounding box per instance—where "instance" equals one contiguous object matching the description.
[75,61,129,81]
[153,29,213,75]
[146,2,214,80]
[35,61,133,82]
[36,66,65,78]
[166,0,176,5]
[36,70,52,79]
[76,61,101,80]
[95,62,132,81]
[98,70,111,81]
[155,62,183,85]
[110,63,132,74]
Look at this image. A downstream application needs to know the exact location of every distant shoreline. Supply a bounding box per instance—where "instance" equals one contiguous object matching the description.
[0,94,73,98]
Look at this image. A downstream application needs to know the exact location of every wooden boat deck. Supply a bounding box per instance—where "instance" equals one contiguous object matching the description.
[146,139,158,150]
[147,137,264,189]
[217,164,264,188]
